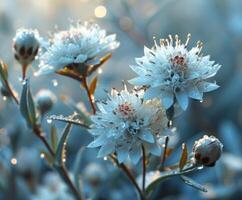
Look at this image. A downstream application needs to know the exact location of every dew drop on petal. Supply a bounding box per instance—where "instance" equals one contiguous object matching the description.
[52,79,58,87]
[197,165,204,170]
[47,119,52,124]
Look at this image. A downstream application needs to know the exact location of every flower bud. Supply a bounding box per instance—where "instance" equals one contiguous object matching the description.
[35,89,56,115]
[13,29,39,79]
[192,135,223,167]
[83,163,106,187]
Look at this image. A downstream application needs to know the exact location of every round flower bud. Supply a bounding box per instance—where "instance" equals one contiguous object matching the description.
[83,163,106,187]
[35,89,57,115]
[13,29,39,79]
[192,135,223,167]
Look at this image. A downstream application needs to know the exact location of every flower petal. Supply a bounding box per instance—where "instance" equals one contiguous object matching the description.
[97,143,115,158]
[129,145,142,164]
[138,130,155,143]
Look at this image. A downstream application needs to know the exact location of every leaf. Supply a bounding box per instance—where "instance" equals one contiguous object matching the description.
[50,124,58,153]
[0,60,8,82]
[54,123,72,166]
[180,175,208,192]
[48,113,89,129]
[145,165,198,196]
[73,148,85,194]
[89,76,98,95]
[20,80,37,128]
[179,143,188,170]
[40,150,54,165]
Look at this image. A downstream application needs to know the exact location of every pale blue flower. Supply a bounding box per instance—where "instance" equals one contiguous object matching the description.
[129,34,221,110]
[88,86,167,164]
[36,21,119,75]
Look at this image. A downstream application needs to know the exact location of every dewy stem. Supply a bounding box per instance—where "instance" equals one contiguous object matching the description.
[33,125,83,200]
[3,79,19,105]
[110,155,146,200]
[141,145,146,193]
[82,76,96,114]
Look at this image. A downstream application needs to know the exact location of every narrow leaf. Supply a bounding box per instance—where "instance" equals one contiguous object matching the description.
[73,148,85,194]
[27,83,37,126]
[179,143,188,170]
[20,80,30,127]
[20,80,37,128]
[55,123,72,166]
[50,124,58,153]
[0,60,8,81]
[180,175,208,192]
[89,76,98,95]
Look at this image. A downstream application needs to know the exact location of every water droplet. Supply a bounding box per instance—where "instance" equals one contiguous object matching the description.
[2,96,7,101]
[168,120,173,128]
[197,165,204,170]
[104,156,107,161]
[98,68,103,74]
[40,153,45,158]
[10,158,17,165]
[22,79,27,85]
[47,119,52,124]
[52,79,58,87]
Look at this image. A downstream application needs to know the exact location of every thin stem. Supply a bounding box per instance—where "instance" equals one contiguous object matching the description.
[160,136,169,171]
[3,79,19,105]
[141,145,146,193]
[82,76,96,114]
[33,125,55,157]
[110,155,145,200]
[33,125,82,200]
[22,64,28,80]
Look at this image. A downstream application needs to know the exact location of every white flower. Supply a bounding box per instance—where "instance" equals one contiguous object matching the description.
[129,34,221,110]
[13,28,40,66]
[36,21,119,75]
[88,86,167,164]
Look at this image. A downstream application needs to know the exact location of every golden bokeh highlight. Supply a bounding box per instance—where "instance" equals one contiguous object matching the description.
[94,5,107,18]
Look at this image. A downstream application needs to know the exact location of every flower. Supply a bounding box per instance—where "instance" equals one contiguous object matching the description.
[129,34,221,110]
[13,29,40,67]
[88,86,167,164]
[35,89,57,115]
[36,21,119,76]
[32,172,74,200]
[192,135,223,167]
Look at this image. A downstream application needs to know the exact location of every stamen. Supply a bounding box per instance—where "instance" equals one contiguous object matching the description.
[185,33,191,48]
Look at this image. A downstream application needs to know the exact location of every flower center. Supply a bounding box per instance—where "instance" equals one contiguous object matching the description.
[170,55,187,73]
[116,103,135,119]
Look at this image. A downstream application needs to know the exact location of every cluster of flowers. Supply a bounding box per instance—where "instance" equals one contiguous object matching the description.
[12,22,223,167]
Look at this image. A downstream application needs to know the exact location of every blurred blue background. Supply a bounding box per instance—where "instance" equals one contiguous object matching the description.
[1,0,242,199]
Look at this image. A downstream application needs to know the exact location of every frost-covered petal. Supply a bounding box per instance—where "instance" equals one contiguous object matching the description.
[175,90,189,110]
[138,130,155,143]
[188,86,203,100]
[198,81,219,92]
[117,146,129,163]
[129,145,142,164]
[97,143,115,158]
